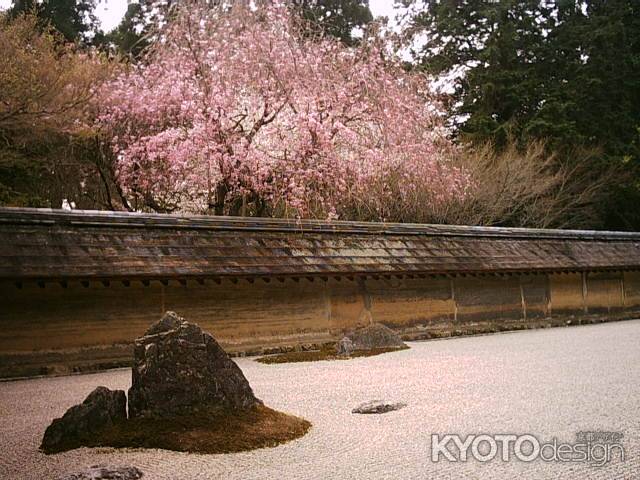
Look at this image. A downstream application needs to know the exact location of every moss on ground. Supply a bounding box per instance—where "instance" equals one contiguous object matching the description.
[255,345,410,365]
[42,404,311,454]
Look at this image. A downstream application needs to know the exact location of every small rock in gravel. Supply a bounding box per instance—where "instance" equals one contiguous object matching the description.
[57,465,143,480]
[336,337,354,356]
[352,400,407,414]
[336,323,406,355]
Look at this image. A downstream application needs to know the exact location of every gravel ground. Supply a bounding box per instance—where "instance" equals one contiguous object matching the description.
[1,320,639,480]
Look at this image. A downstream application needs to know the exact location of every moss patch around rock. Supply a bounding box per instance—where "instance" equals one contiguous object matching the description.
[255,345,410,365]
[43,404,311,454]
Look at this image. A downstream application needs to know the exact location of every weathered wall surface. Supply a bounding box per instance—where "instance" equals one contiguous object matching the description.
[549,273,584,314]
[586,272,624,313]
[625,272,640,308]
[367,277,455,326]
[0,280,335,353]
[1,271,639,378]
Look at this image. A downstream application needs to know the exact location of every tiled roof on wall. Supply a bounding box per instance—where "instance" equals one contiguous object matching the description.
[1,208,639,281]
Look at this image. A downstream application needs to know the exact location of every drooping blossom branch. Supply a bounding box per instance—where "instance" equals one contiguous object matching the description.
[95,3,471,218]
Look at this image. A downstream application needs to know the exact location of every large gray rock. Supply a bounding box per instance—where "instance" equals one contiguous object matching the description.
[352,400,407,414]
[57,465,143,480]
[41,387,126,452]
[128,311,260,418]
[337,323,406,354]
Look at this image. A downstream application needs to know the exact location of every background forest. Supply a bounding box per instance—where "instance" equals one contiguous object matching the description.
[1,0,638,230]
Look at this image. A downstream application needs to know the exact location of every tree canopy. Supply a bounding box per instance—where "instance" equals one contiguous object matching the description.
[403,0,640,229]
[294,0,373,45]
[1,1,638,230]
[94,4,468,218]
[104,2,148,57]
[0,12,113,208]
[8,0,100,43]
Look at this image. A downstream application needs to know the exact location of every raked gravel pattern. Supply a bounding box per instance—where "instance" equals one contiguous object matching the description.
[1,320,639,480]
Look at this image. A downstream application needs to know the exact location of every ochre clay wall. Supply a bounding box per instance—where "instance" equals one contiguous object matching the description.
[367,277,455,326]
[0,280,335,353]
[624,272,640,308]
[549,273,585,314]
[1,271,639,377]
[585,272,624,313]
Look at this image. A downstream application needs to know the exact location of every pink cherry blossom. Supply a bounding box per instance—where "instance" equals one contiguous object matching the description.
[95,4,471,218]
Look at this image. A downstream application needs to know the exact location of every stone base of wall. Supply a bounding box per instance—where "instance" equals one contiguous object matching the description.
[0,344,133,379]
[399,311,640,341]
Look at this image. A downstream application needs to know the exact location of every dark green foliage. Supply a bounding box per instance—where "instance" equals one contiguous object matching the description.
[555,1,640,229]
[0,130,123,211]
[293,0,373,45]
[407,0,552,145]
[405,0,640,230]
[0,150,51,208]
[8,0,99,43]
[104,2,148,58]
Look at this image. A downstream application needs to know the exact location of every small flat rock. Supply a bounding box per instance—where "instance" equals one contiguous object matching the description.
[352,400,407,414]
[57,465,143,480]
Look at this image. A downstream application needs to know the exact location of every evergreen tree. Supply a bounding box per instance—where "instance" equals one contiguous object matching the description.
[404,0,553,144]
[105,2,148,58]
[9,0,99,43]
[404,0,640,230]
[294,0,373,45]
[575,0,640,229]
